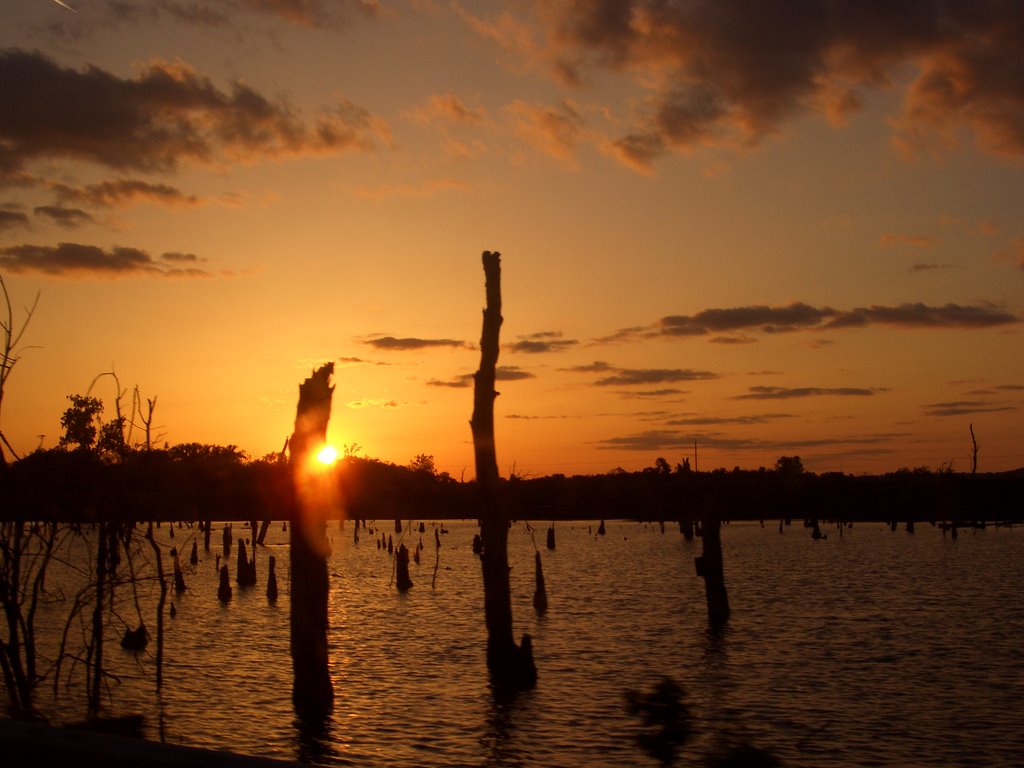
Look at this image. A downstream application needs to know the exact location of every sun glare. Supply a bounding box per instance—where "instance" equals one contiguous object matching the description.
[316,445,338,466]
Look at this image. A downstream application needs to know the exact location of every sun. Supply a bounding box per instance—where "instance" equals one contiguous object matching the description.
[316,445,338,466]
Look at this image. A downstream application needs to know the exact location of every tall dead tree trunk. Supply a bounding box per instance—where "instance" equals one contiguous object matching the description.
[471,251,536,689]
[289,363,335,721]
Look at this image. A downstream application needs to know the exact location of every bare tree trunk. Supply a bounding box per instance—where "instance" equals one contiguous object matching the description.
[695,509,729,629]
[289,363,335,721]
[144,523,167,691]
[471,251,536,689]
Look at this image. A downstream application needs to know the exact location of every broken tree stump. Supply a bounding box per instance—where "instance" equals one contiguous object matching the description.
[289,362,336,722]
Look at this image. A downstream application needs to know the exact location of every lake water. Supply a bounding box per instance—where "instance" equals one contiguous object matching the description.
[25,518,1024,767]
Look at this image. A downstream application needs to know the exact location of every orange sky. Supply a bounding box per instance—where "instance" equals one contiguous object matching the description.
[2,1,1022,477]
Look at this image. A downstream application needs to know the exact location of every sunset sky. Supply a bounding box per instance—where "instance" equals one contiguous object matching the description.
[2,1,1022,477]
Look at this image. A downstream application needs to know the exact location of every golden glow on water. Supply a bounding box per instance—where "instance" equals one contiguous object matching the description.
[29,521,1024,767]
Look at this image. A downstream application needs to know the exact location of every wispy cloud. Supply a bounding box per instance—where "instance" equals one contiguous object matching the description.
[51,179,202,209]
[923,400,1016,417]
[734,386,879,400]
[605,301,1019,343]
[504,98,585,165]
[0,205,29,231]
[33,205,95,229]
[407,93,488,126]
[594,430,909,453]
[665,414,793,426]
[909,263,952,273]
[0,241,212,278]
[426,365,536,389]
[509,331,578,353]
[363,336,467,351]
[561,360,717,386]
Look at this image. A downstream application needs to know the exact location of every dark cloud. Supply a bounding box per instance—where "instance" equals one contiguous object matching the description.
[510,331,579,353]
[658,303,839,336]
[909,263,952,273]
[541,2,1024,168]
[496,366,535,381]
[561,360,614,373]
[0,49,390,181]
[824,303,1019,329]
[594,429,909,453]
[52,179,201,209]
[0,242,211,277]
[0,206,29,231]
[616,389,688,399]
[735,386,878,400]
[560,359,716,386]
[365,336,467,351]
[160,251,203,263]
[595,367,718,386]
[923,400,1016,417]
[607,301,1019,343]
[33,205,95,229]
[665,414,793,426]
[426,377,470,389]
[426,365,534,389]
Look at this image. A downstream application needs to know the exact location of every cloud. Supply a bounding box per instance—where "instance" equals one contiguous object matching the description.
[734,386,879,400]
[923,400,1016,417]
[473,3,1024,169]
[504,98,585,165]
[607,301,1020,343]
[407,93,488,126]
[823,303,1019,329]
[709,335,757,345]
[658,303,839,336]
[33,205,96,229]
[0,242,211,278]
[510,331,578,353]
[426,365,535,389]
[880,233,939,248]
[616,389,688,399]
[52,179,202,209]
[594,429,908,453]
[0,49,390,181]
[0,206,29,231]
[364,336,467,351]
[561,360,715,385]
[561,360,614,373]
[160,251,204,263]
[909,263,952,273]
[595,367,717,386]
[665,414,793,426]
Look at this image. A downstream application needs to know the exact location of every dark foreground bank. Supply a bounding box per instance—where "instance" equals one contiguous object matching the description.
[0,718,302,768]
